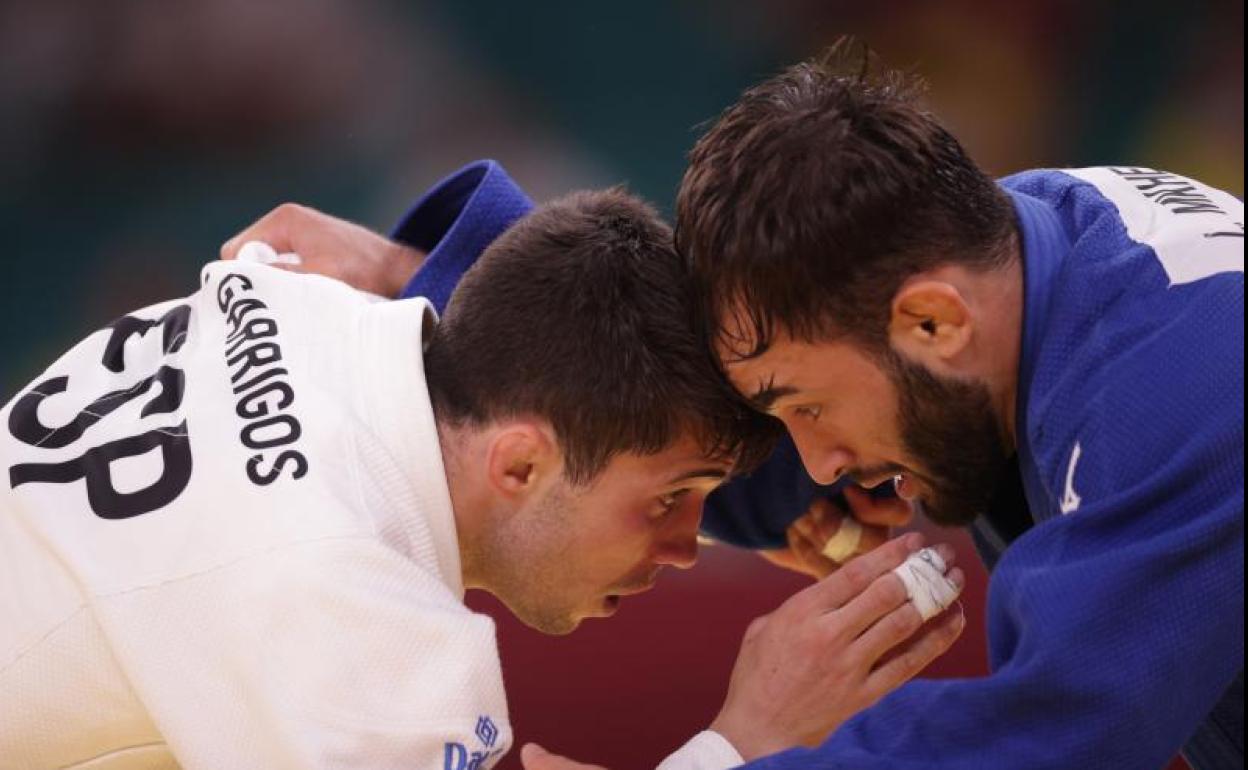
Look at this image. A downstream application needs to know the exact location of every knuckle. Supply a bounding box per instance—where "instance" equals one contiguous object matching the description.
[883,606,922,639]
[272,201,306,222]
[862,574,906,614]
[895,648,924,674]
[878,573,908,606]
[825,652,854,678]
[840,558,874,593]
[797,622,825,653]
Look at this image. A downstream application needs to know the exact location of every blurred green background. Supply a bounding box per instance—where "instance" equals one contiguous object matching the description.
[1,0,1241,394]
[0,2,1240,768]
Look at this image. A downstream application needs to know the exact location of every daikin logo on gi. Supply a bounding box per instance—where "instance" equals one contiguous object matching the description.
[443,715,505,769]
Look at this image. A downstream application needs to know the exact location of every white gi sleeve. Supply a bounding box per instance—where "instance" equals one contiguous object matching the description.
[656,730,744,770]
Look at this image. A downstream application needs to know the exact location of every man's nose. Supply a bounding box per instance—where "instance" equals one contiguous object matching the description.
[790,426,854,486]
[654,507,701,570]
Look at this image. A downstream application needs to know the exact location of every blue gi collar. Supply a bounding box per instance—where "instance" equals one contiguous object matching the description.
[392,159,535,311]
[1007,188,1069,438]
[1005,188,1072,518]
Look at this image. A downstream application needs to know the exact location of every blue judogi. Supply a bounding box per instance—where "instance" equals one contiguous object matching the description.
[396,161,1244,769]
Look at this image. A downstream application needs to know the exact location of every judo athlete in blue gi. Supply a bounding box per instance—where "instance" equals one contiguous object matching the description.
[221,54,1242,770]
[671,54,1244,770]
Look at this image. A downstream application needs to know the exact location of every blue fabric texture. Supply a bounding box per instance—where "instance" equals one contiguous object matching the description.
[394,159,534,312]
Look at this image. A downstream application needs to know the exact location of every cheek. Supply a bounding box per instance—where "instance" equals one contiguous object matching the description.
[573,505,653,554]
[838,395,899,439]
[666,496,704,532]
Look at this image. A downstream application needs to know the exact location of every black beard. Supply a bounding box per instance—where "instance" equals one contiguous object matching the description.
[882,349,1011,527]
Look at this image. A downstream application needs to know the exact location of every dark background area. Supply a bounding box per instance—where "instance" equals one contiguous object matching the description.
[1,1,1240,768]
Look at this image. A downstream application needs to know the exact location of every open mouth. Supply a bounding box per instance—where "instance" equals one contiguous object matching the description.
[854,469,923,502]
[601,578,658,614]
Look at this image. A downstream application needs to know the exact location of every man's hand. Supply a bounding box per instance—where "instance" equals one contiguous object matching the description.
[220,203,424,297]
[520,743,608,770]
[761,485,915,579]
[711,532,965,761]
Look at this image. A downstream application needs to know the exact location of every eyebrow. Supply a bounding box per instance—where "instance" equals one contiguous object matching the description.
[669,467,730,484]
[749,381,800,411]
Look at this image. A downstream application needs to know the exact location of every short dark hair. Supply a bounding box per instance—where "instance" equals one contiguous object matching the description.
[676,40,1017,358]
[425,188,779,484]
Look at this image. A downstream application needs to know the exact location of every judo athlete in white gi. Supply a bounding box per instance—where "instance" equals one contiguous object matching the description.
[1,189,965,769]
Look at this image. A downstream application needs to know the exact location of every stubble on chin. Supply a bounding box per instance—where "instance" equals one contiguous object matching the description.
[885,350,1009,528]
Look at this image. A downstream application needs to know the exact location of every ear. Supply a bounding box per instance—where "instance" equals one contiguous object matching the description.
[888,280,973,366]
[484,420,560,502]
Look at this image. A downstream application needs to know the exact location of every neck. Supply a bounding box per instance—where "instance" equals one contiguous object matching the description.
[435,418,491,590]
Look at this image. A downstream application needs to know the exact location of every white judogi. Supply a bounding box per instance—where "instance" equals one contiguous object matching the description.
[0,261,510,769]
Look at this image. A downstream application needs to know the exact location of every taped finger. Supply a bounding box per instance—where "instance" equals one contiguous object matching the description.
[892,547,960,620]
[236,240,303,267]
[820,516,863,564]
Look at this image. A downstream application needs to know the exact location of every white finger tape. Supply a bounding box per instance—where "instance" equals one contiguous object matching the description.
[236,240,302,266]
[820,516,863,564]
[892,547,959,621]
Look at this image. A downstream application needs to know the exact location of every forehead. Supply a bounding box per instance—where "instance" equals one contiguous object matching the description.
[720,333,884,402]
[586,433,732,489]
[711,302,842,375]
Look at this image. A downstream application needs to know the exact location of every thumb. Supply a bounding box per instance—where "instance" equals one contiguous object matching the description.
[521,743,554,769]
[520,742,605,770]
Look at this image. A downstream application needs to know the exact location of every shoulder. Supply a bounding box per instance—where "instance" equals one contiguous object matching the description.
[1007,167,1243,283]
[1027,275,1242,523]
[1019,168,1243,515]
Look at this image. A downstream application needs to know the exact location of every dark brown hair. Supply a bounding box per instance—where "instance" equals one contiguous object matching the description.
[676,40,1017,358]
[425,188,780,484]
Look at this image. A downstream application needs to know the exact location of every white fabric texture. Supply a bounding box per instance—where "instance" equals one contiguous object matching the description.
[0,261,510,769]
[656,730,745,770]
